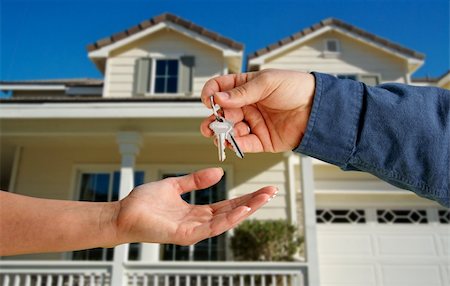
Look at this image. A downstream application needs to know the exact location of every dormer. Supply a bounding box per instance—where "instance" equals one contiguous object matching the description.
[87,13,243,98]
[248,18,424,84]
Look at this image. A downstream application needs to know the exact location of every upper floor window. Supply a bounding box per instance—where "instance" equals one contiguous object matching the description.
[337,74,357,81]
[336,74,381,86]
[134,56,195,96]
[154,59,179,93]
[324,39,340,53]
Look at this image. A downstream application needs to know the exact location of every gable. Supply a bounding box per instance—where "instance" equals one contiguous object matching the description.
[248,18,424,75]
[261,29,409,82]
[88,14,243,73]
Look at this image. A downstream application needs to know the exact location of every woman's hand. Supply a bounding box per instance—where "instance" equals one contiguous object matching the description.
[115,168,277,245]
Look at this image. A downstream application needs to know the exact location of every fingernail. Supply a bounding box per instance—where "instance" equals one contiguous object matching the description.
[216,92,230,100]
[267,197,272,202]
[245,207,251,212]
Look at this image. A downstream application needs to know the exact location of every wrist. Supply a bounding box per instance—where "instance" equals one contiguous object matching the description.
[99,201,124,247]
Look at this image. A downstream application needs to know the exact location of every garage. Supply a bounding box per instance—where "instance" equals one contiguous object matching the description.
[316,204,449,286]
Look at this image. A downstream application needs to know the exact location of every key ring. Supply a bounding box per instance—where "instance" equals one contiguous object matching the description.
[210,95,224,122]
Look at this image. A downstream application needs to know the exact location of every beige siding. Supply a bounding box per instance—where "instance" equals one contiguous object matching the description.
[105,29,224,97]
[2,118,289,259]
[260,30,408,83]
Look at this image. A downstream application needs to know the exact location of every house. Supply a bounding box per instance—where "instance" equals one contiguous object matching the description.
[412,70,450,89]
[248,18,449,286]
[0,13,448,286]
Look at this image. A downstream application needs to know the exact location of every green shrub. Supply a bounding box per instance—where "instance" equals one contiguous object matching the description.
[230,219,303,261]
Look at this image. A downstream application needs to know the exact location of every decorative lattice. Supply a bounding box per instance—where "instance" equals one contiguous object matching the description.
[377,209,428,224]
[438,209,450,224]
[316,209,366,224]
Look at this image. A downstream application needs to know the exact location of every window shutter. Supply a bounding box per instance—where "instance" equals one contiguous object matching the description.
[180,56,195,95]
[134,58,151,96]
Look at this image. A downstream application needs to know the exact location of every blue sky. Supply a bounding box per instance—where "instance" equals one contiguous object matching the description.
[1,0,448,81]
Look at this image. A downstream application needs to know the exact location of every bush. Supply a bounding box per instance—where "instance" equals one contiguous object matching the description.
[230,219,303,261]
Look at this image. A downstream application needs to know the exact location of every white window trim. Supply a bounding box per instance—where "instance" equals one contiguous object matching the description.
[323,38,340,57]
[147,57,182,96]
[334,73,381,85]
[358,73,382,85]
[154,164,234,262]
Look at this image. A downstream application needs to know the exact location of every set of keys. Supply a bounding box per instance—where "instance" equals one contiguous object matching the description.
[209,95,244,161]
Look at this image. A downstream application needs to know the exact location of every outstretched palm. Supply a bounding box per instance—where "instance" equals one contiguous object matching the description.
[116,168,276,245]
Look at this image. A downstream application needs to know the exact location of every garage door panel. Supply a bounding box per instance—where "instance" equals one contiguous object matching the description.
[440,235,450,256]
[318,233,373,256]
[376,234,437,256]
[320,264,376,286]
[317,206,449,286]
[381,265,441,286]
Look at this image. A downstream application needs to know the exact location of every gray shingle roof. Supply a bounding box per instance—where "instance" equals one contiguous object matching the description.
[87,13,244,52]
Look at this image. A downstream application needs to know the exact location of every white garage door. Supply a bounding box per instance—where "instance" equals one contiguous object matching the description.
[317,207,450,286]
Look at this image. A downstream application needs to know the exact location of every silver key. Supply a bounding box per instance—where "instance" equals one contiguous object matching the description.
[227,128,244,159]
[209,119,231,161]
[209,95,245,161]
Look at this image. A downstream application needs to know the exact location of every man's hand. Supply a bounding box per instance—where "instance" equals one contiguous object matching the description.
[115,168,277,245]
[200,69,315,153]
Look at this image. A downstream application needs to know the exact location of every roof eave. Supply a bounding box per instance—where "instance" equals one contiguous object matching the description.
[88,21,243,60]
[248,23,424,69]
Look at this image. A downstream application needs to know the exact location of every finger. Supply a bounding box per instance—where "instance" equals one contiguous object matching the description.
[201,72,258,108]
[211,186,278,215]
[200,115,216,137]
[211,74,275,109]
[223,108,244,123]
[171,168,224,195]
[232,134,265,153]
[233,122,251,137]
[208,192,272,237]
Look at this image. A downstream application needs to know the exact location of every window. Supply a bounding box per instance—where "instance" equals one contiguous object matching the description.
[162,173,227,261]
[337,74,357,81]
[438,209,450,224]
[135,56,195,96]
[323,39,340,55]
[154,59,179,94]
[71,170,145,261]
[316,209,366,224]
[377,209,428,224]
[359,74,380,86]
[336,74,381,85]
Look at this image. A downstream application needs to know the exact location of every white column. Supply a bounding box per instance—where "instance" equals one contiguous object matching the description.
[284,152,298,225]
[112,132,142,286]
[299,155,320,286]
[8,146,22,193]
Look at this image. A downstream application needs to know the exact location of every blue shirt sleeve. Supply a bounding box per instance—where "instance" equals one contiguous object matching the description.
[294,72,450,207]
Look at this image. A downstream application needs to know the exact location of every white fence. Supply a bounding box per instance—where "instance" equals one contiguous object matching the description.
[0,262,307,286]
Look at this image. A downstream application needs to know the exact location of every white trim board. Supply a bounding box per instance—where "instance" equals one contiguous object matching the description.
[89,22,242,59]
[0,102,210,119]
[0,85,65,91]
[248,25,423,69]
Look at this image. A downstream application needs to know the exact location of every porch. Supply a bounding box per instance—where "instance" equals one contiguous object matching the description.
[0,261,307,286]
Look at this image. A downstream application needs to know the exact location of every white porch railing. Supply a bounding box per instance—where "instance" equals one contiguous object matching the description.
[0,261,112,286]
[0,261,307,286]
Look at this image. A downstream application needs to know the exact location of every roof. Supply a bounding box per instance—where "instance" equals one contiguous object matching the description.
[411,70,450,83]
[247,18,425,62]
[87,13,244,52]
[0,78,103,87]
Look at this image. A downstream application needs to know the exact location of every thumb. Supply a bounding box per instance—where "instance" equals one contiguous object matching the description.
[213,75,269,108]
